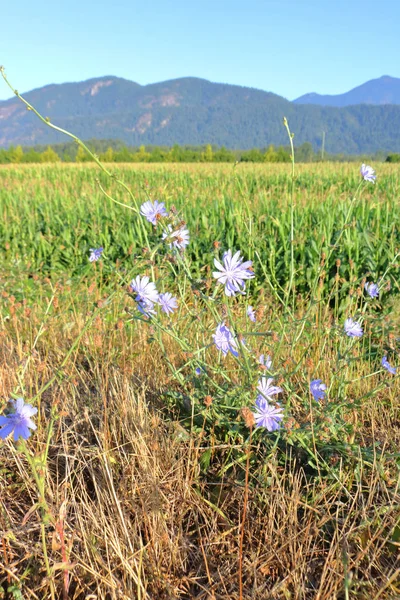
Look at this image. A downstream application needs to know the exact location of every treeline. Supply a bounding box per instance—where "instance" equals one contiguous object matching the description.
[0,142,293,164]
[385,153,400,163]
[0,140,395,164]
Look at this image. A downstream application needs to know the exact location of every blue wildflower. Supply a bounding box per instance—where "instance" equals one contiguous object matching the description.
[365,282,379,298]
[382,356,397,375]
[252,397,284,431]
[213,249,254,297]
[140,200,168,225]
[158,292,178,315]
[0,398,37,441]
[137,301,156,316]
[247,306,256,322]
[130,275,159,308]
[257,377,282,400]
[162,224,190,250]
[360,164,376,183]
[89,247,103,262]
[259,354,272,369]
[310,379,327,401]
[212,322,238,357]
[344,318,363,338]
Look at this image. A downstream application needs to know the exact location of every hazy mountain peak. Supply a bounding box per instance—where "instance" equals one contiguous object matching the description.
[294,75,400,107]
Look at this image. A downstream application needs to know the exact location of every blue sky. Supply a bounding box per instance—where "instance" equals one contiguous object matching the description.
[1,0,399,101]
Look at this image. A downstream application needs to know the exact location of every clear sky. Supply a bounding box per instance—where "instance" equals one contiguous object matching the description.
[1,0,399,101]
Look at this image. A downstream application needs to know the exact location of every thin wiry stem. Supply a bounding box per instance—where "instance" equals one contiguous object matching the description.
[238,427,252,600]
[0,67,139,213]
[283,117,295,311]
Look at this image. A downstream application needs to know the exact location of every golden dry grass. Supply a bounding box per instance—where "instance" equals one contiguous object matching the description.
[1,280,399,600]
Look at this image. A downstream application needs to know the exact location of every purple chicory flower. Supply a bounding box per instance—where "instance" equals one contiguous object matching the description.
[89,247,103,262]
[137,301,156,316]
[162,224,190,250]
[259,354,272,370]
[364,282,379,298]
[360,164,376,183]
[247,306,256,322]
[257,377,282,400]
[213,249,254,297]
[140,200,168,225]
[252,397,284,431]
[310,379,327,401]
[130,275,159,309]
[0,398,37,441]
[344,318,363,338]
[158,292,178,315]
[381,356,397,375]
[212,322,239,357]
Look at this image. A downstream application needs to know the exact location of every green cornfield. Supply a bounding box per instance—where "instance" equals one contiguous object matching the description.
[0,162,399,299]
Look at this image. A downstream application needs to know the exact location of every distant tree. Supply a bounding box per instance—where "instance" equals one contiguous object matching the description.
[23,149,42,163]
[148,147,167,162]
[2,139,388,165]
[296,142,315,163]
[114,147,134,162]
[100,147,115,162]
[264,145,279,162]
[40,146,60,163]
[75,146,90,162]
[386,153,400,163]
[165,144,184,162]
[213,146,235,162]
[275,146,291,162]
[240,149,264,162]
[10,145,24,163]
[132,145,151,162]
[201,144,214,162]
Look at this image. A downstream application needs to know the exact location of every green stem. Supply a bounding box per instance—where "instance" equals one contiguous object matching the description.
[41,521,55,600]
[283,117,295,311]
[0,67,157,280]
[19,441,55,599]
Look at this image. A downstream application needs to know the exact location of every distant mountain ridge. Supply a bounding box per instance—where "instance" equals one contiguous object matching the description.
[294,75,400,107]
[1,75,400,153]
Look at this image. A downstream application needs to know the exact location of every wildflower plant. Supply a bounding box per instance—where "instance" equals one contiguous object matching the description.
[382,356,397,375]
[212,322,239,357]
[162,223,190,250]
[0,398,37,441]
[89,247,104,262]
[247,306,256,322]
[213,249,254,296]
[158,292,178,315]
[360,163,376,183]
[344,317,363,338]
[310,379,327,401]
[130,275,159,310]
[140,199,169,225]
[252,397,284,431]
[365,281,379,298]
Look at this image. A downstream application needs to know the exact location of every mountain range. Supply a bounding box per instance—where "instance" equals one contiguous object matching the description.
[294,76,400,107]
[1,75,400,153]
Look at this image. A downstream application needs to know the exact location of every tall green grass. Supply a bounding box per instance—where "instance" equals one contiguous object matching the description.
[0,162,399,303]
